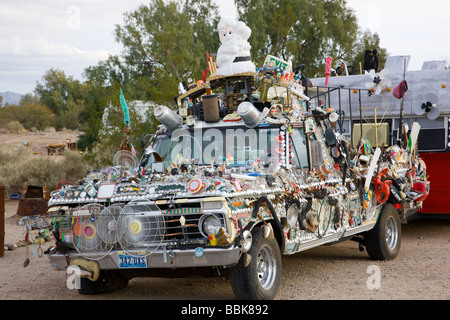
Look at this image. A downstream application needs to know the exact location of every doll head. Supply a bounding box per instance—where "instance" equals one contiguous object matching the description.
[217,18,251,43]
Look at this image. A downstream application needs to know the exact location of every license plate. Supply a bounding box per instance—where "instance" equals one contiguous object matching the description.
[117,251,148,268]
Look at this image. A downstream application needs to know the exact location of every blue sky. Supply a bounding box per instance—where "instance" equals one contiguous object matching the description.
[1,0,448,95]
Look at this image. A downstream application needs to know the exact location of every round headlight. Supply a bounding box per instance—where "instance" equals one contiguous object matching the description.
[199,214,221,237]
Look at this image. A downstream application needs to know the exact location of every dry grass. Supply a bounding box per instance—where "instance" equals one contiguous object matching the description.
[0,143,88,197]
[5,121,27,134]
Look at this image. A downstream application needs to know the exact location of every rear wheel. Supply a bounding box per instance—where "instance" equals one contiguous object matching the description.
[364,203,401,260]
[229,228,281,300]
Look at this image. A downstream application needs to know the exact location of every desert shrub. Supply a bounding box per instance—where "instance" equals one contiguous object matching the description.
[6,121,27,134]
[59,150,89,183]
[44,127,56,133]
[0,144,31,167]
[82,130,125,169]
[55,107,83,131]
[0,144,88,197]
[17,103,54,130]
[0,103,54,131]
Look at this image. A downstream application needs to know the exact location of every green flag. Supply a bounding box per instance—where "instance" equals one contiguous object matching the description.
[120,88,130,127]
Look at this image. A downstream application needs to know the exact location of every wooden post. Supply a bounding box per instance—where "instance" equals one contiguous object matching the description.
[0,184,5,258]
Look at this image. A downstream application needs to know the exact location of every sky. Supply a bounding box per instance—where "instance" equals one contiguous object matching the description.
[1,0,449,95]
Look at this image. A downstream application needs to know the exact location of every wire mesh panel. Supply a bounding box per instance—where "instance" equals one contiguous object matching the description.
[97,204,125,244]
[119,203,165,256]
[71,203,114,260]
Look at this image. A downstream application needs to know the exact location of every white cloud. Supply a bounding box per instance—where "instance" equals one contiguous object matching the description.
[0,36,109,60]
[347,0,450,70]
[0,0,137,94]
[5,0,448,94]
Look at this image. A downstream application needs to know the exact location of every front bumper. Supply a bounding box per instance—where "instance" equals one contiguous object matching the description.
[49,246,241,271]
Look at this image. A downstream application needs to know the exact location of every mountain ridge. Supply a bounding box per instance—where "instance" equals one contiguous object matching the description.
[1,91,23,107]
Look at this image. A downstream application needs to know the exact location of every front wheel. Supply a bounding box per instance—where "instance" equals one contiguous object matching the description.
[229,228,282,300]
[364,203,401,260]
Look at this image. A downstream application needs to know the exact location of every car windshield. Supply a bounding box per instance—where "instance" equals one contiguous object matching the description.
[143,127,285,169]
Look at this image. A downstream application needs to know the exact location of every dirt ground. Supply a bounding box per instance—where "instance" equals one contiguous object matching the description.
[0,130,81,155]
[1,199,449,301]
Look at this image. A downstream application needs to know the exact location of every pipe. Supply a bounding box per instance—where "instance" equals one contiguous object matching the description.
[0,184,5,258]
[244,196,285,232]
[300,196,312,226]
[310,188,327,199]
[358,90,363,142]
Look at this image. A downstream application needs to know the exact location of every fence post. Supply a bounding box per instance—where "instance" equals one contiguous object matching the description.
[0,184,5,258]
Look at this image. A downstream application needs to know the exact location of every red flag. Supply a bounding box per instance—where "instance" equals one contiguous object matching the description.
[325,57,332,86]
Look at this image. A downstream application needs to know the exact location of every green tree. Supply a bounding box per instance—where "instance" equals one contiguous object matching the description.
[34,68,86,130]
[20,93,40,105]
[349,29,388,73]
[79,62,158,163]
[78,0,219,154]
[16,102,54,130]
[113,0,219,102]
[81,91,155,168]
[77,64,112,151]
[234,0,371,77]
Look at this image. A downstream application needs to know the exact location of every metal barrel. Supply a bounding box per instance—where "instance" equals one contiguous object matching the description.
[154,106,183,130]
[202,94,220,122]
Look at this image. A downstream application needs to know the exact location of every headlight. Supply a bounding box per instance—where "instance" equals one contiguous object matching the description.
[199,214,221,237]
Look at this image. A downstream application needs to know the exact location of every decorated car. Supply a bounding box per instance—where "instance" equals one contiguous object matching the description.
[46,18,429,300]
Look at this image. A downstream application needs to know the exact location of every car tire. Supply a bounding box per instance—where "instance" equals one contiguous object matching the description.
[364,203,401,260]
[229,227,282,300]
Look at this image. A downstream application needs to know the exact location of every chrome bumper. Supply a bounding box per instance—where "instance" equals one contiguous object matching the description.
[49,246,241,271]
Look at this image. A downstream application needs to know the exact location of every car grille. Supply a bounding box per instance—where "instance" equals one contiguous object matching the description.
[51,201,227,254]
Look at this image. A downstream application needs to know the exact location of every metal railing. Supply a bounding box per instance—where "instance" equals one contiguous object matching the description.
[306,84,402,147]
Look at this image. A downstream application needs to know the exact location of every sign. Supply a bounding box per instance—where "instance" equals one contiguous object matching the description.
[263,55,292,73]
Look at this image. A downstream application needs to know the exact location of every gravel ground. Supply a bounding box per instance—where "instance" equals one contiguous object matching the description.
[1,199,449,301]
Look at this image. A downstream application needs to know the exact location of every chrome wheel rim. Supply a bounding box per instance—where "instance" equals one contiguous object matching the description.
[257,244,277,290]
[385,216,399,250]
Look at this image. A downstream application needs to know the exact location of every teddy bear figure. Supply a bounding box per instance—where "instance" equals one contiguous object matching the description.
[215,18,256,76]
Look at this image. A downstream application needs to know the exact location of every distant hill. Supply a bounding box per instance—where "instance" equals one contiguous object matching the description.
[1,91,23,107]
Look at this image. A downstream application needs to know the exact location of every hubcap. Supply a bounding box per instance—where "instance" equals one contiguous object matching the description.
[385,216,398,250]
[256,244,277,290]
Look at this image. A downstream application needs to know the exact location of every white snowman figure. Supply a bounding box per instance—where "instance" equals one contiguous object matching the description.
[215,18,256,76]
